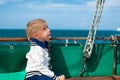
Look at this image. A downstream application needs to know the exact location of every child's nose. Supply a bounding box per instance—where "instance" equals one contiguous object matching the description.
[48,28,50,32]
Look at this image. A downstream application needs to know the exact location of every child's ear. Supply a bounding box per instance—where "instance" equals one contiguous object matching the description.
[35,34,39,38]
[32,33,39,39]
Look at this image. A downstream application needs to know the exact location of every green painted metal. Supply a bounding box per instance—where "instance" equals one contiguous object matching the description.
[50,44,115,77]
[0,45,29,80]
[117,45,120,75]
[0,43,119,80]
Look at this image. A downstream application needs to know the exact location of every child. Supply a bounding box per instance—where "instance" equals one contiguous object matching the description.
[25,19,65,80]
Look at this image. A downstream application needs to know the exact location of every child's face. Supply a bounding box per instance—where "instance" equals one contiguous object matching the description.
[33,23,51,42]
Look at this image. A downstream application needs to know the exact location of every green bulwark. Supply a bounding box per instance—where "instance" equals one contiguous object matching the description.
[0,43,120,80]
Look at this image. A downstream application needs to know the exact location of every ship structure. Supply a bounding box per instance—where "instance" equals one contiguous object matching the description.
[0,0,120,80]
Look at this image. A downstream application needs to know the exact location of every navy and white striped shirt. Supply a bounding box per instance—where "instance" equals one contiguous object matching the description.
[25,38,57,80]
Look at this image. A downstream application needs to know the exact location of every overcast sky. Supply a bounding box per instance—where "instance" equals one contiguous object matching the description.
[0,0,120,30]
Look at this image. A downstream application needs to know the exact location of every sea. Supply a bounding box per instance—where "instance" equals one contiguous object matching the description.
[0,29,120,44]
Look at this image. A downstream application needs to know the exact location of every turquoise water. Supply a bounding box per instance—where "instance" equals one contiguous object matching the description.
[0,29,119,37]
[0,29,120,43]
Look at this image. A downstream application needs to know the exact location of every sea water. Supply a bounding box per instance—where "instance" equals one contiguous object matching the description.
[0,29,120,44]
[0,29,120,37]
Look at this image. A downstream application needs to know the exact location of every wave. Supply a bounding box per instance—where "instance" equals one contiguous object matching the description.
[117,27,120,31]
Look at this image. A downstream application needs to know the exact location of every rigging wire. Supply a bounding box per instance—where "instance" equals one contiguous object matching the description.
[80,0,105,77]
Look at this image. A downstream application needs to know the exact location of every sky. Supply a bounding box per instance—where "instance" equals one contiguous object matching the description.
[0,0,120,30]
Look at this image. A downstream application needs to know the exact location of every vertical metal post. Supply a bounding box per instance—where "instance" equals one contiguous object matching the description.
[113,44,117,76]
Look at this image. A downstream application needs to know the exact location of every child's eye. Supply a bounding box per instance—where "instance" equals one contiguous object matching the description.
[43,27,48,30]
[43,27,46,30]
[43,26,48,30]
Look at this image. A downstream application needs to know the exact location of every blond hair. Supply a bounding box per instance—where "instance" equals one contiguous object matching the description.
[26,19,46,40]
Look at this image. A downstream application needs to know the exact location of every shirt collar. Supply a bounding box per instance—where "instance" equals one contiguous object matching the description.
[30,38,48,49]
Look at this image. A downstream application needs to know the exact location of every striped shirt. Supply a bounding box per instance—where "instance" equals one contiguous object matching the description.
[25,38,57,79]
